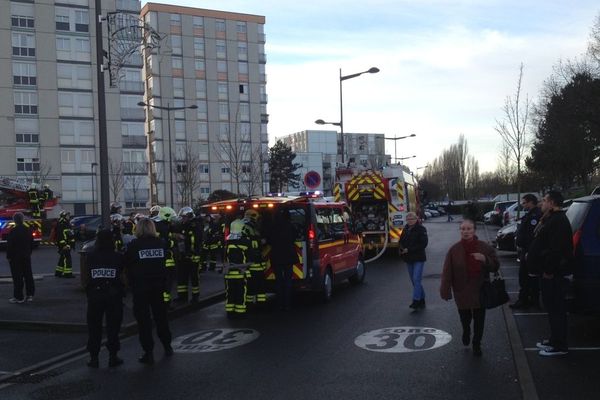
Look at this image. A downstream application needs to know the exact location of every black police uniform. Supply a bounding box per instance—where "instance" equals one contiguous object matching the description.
[125,236,172,358]
[85,249,125,361]
[515,206,543,306]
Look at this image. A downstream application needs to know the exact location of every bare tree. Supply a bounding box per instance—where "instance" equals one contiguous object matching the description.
[496,141,516,186]
[588,14,600,65]
[24,160,52,188]
[124,162,148,210]
[109,159,125,203]
[175,145,203,208]
[243,144,266,196]
[495,63,531,200]
[213,105,247,195]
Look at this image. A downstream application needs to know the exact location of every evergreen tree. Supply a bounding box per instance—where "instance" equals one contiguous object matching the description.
[268,141,301,192]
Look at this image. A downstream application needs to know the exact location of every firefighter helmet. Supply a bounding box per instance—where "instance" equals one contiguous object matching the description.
[149,205,161,217]
[59,210,70,218]
[159,206,176,222]
[178,207,195,218]
[110,213,123,223]
[244,209,259,223]
[110,202,122,214]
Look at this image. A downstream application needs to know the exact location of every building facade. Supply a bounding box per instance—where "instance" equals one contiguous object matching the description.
[140,3,268,208]
[0,1,267,214]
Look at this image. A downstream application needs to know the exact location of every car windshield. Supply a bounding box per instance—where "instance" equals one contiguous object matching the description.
[566,201,590,232]
[496,201,515,212]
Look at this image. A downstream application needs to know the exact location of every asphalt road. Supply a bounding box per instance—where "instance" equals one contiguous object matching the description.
[1,218,598,399]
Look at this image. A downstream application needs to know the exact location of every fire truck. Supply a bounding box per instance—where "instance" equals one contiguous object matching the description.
[334,165,420,257]
[0,176,58,245]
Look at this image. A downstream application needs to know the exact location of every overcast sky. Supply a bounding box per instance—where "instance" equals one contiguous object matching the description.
[143,0,599,172]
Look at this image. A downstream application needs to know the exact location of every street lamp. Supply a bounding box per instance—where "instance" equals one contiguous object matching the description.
[316,66,379,165]
[395,155,416,162]
[377,134,416,163]
[91,162,98,215]
[137,101,197,207]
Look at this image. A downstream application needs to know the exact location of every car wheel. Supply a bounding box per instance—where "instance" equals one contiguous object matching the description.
[349,256,366,285]
[322,268,333,303]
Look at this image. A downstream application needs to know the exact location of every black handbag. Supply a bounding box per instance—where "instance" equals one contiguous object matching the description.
[480,272,509,309]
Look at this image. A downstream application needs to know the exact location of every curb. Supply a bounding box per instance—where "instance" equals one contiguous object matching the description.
[0,290,225,385]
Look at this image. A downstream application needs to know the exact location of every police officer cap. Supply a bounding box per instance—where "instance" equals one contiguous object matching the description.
[179,206,195,218]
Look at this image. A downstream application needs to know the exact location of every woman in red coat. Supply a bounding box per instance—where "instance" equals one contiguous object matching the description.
[440,219,499,356]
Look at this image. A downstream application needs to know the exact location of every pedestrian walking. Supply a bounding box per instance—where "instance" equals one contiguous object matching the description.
[446,199,454,222]
[527,190,573,356]
[399,212,428,309]
[510,194,542,309]
[83,229,125,368]
[440,219,499,356]
[125,218,173,364]
[268,208,299,311]
[6,212,34,304]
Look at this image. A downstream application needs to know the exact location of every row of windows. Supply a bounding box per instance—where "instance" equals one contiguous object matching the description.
[169,36,254,61]
[55,8,89,33]
[169,14,247,33]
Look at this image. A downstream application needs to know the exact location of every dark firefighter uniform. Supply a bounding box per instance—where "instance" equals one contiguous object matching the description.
[111,215,124,253]
[84,232,125,367]
[28,186,41,218]
[244,214,267,305]
[175,210,202,302]
[122,216,135,235]
[55,213,75,278]
[125,233,172,363]
[202,216,224,272]
[225,216,249,315]
[155,217,177,305]
[515,205,543,306]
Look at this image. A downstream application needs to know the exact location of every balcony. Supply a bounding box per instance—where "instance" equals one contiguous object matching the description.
[122,135,147,148]
[123,161,148,174]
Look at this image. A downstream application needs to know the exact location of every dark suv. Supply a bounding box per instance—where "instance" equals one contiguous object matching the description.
[566,195,600,313]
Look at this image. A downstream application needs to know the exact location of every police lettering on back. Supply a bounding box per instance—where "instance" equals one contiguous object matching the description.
[91,268,117,279]
[139,248,164,259]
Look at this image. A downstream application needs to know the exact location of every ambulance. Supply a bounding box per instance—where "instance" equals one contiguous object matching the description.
[201,194,365,301]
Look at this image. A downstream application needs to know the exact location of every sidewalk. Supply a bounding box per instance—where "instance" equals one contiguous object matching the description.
[0,270,226,333]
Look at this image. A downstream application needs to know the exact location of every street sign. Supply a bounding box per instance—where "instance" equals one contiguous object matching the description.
[354,327,452,353]
[304,171,321,189]
[172,328,260,353]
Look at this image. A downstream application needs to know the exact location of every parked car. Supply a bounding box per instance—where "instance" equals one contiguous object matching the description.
[502,202,525,226]
[565,195,600,314]
[71,214,102,241]
[483,210,494,224]
[489,200,516,225]
[494,222,517,251]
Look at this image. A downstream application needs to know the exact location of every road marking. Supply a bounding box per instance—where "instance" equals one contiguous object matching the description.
[513,312,548,316]
[355,327,452,353]
[525,347,600,351]
[172,328,259,353]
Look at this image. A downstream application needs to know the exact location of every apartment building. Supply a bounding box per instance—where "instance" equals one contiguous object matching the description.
[140,3,268,206]
[1,1,267,214]
[1,0,147,215]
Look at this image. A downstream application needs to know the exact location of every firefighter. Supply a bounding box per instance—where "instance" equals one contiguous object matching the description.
[110,202,122,216]
[153,207,177,306]
[202,214,224,273]
[122,212,136,235]
[110,213,124,253]
[55,210,75,278]
[149,205,161,219]
[27,183,41,218]
[175,207,202,303]
[224,212,248,316]
[243,209,267,306]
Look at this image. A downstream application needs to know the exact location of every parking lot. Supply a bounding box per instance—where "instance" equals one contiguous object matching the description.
[481,223,600,400]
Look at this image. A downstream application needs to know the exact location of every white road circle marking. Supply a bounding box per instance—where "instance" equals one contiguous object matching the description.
[355,326,452,353]
[172,328,260,353]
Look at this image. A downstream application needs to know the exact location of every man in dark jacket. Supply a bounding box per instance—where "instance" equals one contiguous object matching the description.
[268,209,298,311]
[6,212,34,303]
[399,212,428,309]
[510,194,543,309]
[528,191,573,356]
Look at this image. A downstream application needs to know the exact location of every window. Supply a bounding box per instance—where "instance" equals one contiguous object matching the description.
[13,62,36,86]
[16,148,40,173]
[55,12,70,31]
[15,119,39,144]
[198,122,208,140]
[172,78,184,98]
[195,79,206,98]
[239,103,250,121]
[57,63,92,89]
[218,102,229,120]
[175,120,186,140]
[170,35,182,54]
[60,120,94,145]
[217,60,227,73]
[194,59,205,72]
[218,82,228,100]
[14,91,38,115]
[219,123,229,141]
[215,19,226,33]
[55,8,88,32]
[75,10,89,32]
[58,92,93,117]
[237,42,247,60]
[56,36,91,62]
[12,15,34,28]
[221,166,230,173]
[172,57,183,70]
[61,176,93,201]
[193,38,204,57]
[216,40,226,59]
[200,187,210,195]
[11,3,34,28]
[192,16,204,28]
[196,100,207,120]
[240,123,250,141]
[199,164,209,174]
[236,21,247,34]
[238,61,248,75]
[170,13,181,26]
[12,33,35,57]
[239,83,249,101]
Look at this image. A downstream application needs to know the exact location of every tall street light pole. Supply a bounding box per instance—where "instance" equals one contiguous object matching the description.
[316,67,379,165]
[91,162,98,215]
[376,133,416,163]
[137,101,197,207]
[396,155,416,162]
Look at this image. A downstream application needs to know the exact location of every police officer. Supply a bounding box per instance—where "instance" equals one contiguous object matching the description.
[84,229,125,368]
[154,207,177,306]
[110,213,125,253]
[175,207,202,303]
[55,210,75,278]
[224,212,249,316]
[510,194,543,309]
[27,183,41,218]
[243,209,267,306]
[125,218,173,364]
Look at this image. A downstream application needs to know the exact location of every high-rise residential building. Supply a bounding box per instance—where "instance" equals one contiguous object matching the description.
[0,1,267,215]
[1,0,146,215]
[140,3,268,207]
